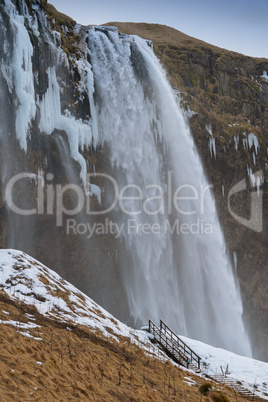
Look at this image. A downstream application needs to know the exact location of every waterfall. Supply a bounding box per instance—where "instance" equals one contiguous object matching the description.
[0,0,251,356]
[87,31,252,356]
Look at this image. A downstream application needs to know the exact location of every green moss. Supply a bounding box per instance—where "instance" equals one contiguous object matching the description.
[254,85,261,94]
[199,382,212,395]
[190,74,198,86]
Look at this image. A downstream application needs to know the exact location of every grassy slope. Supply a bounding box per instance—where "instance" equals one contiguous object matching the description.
[0,291,256,401]
[104,22,236,54]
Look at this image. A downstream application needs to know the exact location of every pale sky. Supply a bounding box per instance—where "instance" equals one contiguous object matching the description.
[48,0,268,58]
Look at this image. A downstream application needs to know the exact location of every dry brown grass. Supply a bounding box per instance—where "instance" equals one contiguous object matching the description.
[104,22,233,54]
[0,292,261,401]
[104,22,268,62]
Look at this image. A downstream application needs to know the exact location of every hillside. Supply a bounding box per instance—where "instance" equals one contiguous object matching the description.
[1,250,267,401]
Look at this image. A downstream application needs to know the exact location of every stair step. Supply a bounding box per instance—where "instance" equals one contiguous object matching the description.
[153,323,256,398]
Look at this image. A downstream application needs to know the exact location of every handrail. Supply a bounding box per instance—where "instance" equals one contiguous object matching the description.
[160,320,201,369]
[149,319,190,367]
[148,319,201,370]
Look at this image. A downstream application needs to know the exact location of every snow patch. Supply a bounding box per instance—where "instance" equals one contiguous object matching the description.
[0,249,167,361]
[206,124,216,159]
[1,249,267,399]
[260,71,268,82]
[180,335,268,399]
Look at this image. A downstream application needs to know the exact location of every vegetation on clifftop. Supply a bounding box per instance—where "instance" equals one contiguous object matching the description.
[105,22,268,147]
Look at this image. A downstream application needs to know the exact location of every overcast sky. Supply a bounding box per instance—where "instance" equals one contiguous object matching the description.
[48,0,268,58]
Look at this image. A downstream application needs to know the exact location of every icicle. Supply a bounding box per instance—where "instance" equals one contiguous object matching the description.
[5,0,36,150]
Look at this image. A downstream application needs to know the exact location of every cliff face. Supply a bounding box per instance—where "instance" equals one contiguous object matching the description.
[0,1,267,361]
[0,0,129,321]
[106,23,268,361]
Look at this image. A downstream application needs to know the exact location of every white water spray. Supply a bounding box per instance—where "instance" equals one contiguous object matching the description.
[88,31,251,356]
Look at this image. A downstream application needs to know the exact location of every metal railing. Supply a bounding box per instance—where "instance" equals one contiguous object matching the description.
[148,319,201,370]
[160,320,201,369]
[148,320,187,367]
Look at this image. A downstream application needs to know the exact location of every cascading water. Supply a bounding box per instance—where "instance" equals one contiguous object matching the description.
[0,0,251,357]
[87,31,252,356]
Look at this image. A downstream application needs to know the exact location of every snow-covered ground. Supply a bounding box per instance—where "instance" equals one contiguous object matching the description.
[0,249,166,359]
[180,335,268,399]
[1,249,268,399]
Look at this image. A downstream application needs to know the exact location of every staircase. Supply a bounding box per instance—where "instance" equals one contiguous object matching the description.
[148,319,257,399]
[207,374,257,399]
[148,319,201,372]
